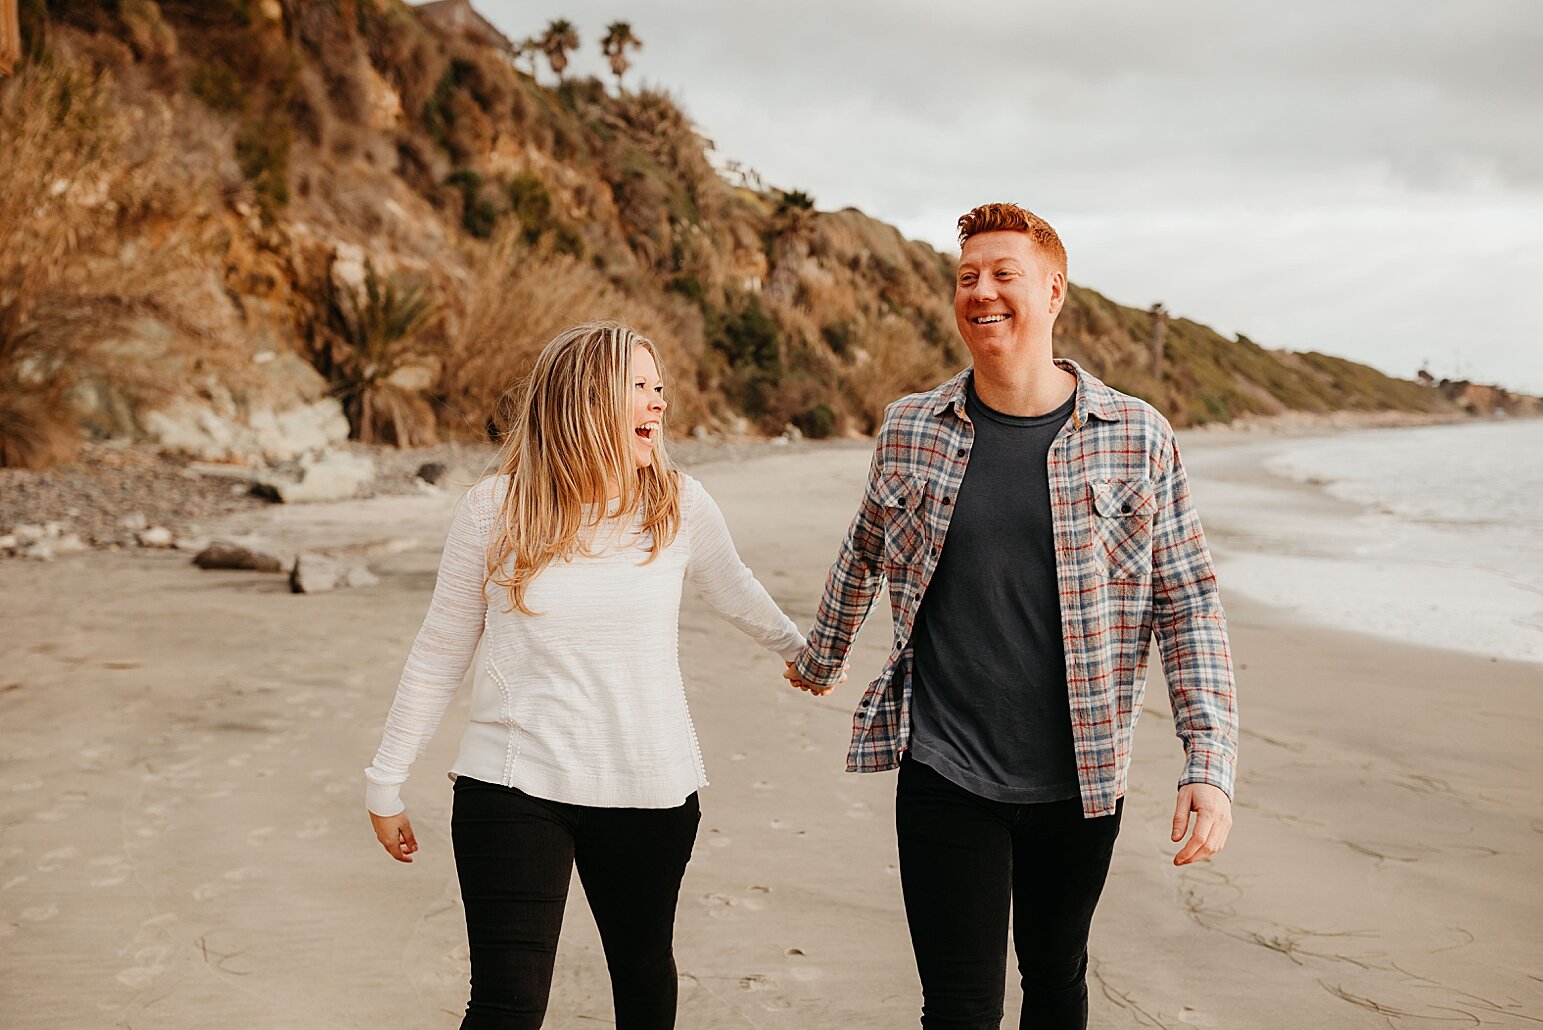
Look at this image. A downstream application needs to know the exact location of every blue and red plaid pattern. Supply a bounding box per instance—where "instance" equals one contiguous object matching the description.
[793,359,1238,817]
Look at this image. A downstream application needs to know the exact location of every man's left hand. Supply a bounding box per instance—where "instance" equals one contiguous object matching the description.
[1171,783,1232,866]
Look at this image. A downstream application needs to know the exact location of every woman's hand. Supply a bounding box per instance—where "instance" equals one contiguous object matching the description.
[783,661,845,696]
[370,810,419,863]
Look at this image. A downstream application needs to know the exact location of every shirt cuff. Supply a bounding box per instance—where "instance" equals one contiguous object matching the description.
[776,633,808,664]
[1177,745,1235,800]
[794,645,845,687]
[365,775,405,817]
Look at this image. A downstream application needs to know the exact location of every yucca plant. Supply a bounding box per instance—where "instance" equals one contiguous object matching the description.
[316,261,443,446]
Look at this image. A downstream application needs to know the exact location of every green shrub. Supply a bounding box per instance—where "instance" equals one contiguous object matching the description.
[708,295,780,374]
[667,275,707,306]
[793,402,837,439]
[821,320,853,356]
[190,61,245,113]
[506,172,553,241]
[447,169,498,239]
[236,116,291,214]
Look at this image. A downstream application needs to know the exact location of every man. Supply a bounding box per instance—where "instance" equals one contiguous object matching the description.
[787,203,1238,1029]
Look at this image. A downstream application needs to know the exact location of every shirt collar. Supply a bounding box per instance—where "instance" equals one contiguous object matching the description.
[931,358,1124,429]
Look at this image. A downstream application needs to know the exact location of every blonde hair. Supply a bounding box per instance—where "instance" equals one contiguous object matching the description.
[486,321,683,615]
[957,202,1068,278]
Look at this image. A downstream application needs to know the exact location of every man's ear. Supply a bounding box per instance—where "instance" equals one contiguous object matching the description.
[1048,270,1067,316]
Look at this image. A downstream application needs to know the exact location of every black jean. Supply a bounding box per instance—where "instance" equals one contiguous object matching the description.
[895,758,1123,1030]
[450,777,701,1029]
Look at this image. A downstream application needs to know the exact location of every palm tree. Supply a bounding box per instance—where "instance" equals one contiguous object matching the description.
[1149,302,1168,377]
[516,37,542,79]
[540,19,578,83]
[600,21,642,92]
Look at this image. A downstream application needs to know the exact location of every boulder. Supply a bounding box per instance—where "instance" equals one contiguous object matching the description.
[193,537,292,573]
[140,353,350,464]
[252,450,375,504]
[137,527,175,548]
[118,513,149,533]
[145,395,350,465]
[53,533,89,554]
[289,552,380,594]
[416,461,449,485]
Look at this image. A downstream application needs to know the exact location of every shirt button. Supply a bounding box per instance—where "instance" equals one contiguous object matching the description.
[943,497,953,505]
[955,448,966,457]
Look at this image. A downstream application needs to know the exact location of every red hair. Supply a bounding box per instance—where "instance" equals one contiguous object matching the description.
[957,203,1067,277]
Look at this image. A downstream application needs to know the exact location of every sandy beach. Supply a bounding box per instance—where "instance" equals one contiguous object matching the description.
[3,436,1541,1029]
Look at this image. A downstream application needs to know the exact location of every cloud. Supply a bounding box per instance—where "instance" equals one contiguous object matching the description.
[474,0,1543,390]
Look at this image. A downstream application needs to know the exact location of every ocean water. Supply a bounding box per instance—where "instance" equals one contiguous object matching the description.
[1195,419,1543,665]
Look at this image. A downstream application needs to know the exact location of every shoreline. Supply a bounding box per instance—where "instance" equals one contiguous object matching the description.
[1179,419,1543,666]
[3,404,1527,561]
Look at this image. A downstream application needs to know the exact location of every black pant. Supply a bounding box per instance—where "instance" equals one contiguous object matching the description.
[895,758,1123,1030]
[450,777,701,1029]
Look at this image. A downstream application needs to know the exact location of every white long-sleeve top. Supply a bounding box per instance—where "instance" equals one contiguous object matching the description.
[365,472,805,815]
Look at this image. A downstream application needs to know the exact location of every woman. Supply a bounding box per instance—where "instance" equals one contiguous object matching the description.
[365,321,809,1028]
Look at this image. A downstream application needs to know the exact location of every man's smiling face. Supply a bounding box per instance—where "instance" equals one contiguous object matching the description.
[954,230,1064,363]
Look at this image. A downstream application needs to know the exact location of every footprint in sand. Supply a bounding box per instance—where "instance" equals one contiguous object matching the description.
[0,923,17,937]
[846,802,875,820]
[38,845,79,871]
[3,876,28,891]
[246,826,277,846]
[730,752,748,762]
[752,780,774,792]
[296,818,329,840]
[1177,1006,1218,1026]
[192,866,263,901]
[322,781,352,796]
[90,855,132,886]
[21,904,58,922]
[738,974,771,991]
[116,945,170,989]
[7,779,41,793]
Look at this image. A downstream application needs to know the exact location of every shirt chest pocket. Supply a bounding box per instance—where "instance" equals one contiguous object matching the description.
[876,471,927,566]
[1090,477,1157,580]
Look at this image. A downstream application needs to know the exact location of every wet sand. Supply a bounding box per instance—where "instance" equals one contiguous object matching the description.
[2,441,1540,1028]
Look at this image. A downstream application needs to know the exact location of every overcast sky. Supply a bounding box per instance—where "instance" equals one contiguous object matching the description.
[472,0,1543,392]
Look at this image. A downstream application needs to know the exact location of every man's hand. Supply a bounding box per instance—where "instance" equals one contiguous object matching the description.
[371,810,418,863]
[783,661,843,696]
[1171,783,1231,866]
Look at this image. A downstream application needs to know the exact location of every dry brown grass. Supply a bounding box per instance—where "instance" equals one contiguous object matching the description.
[439,227,709,438]
[842,316,960,432]
[0,61,219,468]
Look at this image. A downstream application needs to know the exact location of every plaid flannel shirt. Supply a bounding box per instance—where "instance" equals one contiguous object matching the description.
[793,359,1238,818]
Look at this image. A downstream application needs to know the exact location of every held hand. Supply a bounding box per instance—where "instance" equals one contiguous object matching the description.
[371,810,419,863]
[783,661,844,696]
[1171,783,1232,866]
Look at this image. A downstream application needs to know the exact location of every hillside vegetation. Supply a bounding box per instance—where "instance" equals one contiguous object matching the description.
[0,0,1526,469]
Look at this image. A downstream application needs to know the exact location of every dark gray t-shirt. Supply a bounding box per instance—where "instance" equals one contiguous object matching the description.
[908,379,1080,803]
